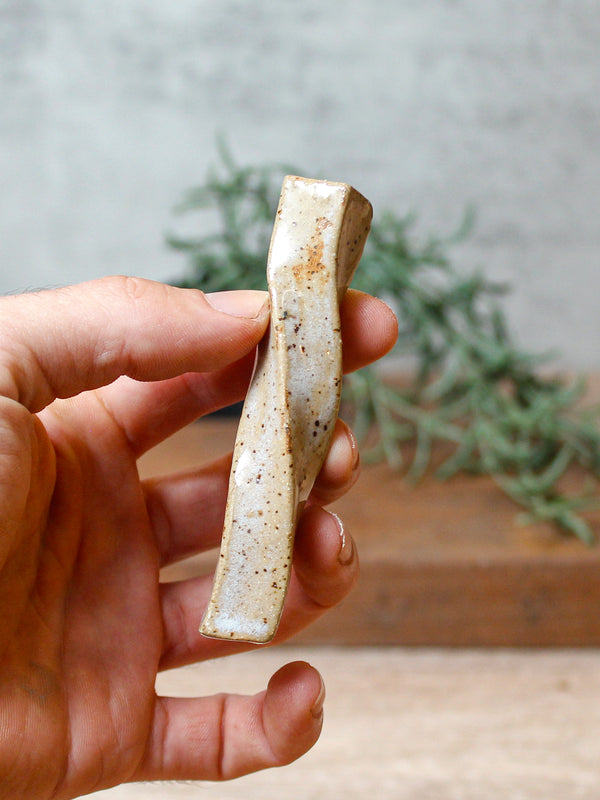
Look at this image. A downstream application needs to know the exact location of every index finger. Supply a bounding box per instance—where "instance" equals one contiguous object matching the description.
[0,277,269,413]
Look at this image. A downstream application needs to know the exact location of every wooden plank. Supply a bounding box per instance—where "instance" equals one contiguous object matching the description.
[138,419,600,646]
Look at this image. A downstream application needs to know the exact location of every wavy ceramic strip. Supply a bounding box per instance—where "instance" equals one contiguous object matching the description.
[200,175,372,643]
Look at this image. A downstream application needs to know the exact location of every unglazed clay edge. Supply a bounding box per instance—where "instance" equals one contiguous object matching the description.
[199,176,372,643]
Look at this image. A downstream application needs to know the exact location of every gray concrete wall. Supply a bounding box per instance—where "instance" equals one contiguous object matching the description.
[1,1,599,365]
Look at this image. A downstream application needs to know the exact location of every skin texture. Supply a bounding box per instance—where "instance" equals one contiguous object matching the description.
[0,276,397,799]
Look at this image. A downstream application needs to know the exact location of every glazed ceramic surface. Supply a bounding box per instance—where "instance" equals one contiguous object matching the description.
[200,176,372,643]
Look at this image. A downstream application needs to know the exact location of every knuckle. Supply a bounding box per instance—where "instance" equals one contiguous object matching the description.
[106,275,153,306]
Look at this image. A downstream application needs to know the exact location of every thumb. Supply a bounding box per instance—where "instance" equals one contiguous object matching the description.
[0,276,269,412]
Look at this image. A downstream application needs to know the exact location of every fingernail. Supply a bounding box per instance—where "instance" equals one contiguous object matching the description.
[326,423,360,481]
[311,676,326,721]
[205,290,269,319]
[348,427,360,473]
[332,512,355,566]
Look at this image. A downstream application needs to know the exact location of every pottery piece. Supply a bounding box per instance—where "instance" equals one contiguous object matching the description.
[199,175,372,643]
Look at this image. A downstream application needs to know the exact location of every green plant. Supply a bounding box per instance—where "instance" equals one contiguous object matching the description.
[168,145,600,543]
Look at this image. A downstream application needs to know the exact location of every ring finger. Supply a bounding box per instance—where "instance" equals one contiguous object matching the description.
[144,418,360,568]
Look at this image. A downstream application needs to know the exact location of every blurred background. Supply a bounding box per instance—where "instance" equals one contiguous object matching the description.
[1,0,599,365]
[3,5,600,797]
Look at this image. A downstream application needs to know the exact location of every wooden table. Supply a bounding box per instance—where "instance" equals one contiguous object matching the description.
[138,419,600,647]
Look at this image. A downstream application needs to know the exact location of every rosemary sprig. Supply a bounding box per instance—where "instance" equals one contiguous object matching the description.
[168,146,600,543]
[167,139,296,293]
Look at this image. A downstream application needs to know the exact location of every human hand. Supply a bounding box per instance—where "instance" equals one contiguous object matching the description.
[0,276,397,798]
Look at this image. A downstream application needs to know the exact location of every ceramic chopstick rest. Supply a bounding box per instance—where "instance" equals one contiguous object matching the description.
[200,175,372,643]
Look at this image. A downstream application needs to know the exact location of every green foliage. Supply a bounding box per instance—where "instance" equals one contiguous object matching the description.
[167,141,288,292]
[168,146,600,543]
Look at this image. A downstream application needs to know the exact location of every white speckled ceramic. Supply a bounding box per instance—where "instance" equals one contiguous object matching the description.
[200,176,372,643]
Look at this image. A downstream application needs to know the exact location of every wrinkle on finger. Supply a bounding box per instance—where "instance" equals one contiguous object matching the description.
[97,351,255,459]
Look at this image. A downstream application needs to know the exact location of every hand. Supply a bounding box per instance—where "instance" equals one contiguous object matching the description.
[0,276,397,798]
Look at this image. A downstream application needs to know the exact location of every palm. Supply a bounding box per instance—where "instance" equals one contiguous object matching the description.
[1,396,163,796]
